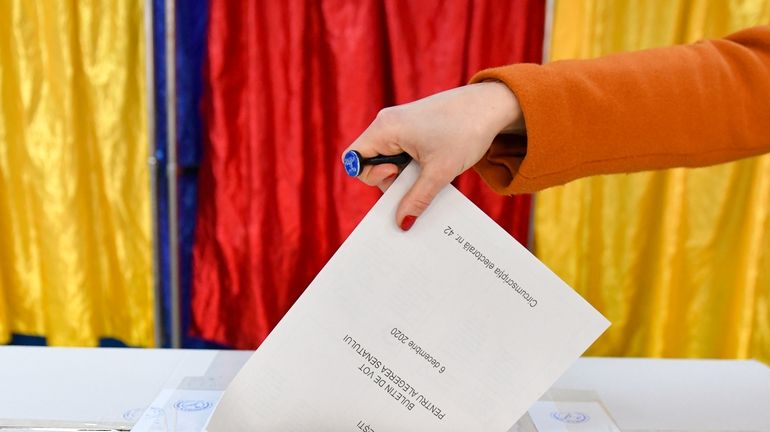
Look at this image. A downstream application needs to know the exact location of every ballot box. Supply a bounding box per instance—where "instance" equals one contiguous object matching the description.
[0,347,251,430]
[1,346,769,431]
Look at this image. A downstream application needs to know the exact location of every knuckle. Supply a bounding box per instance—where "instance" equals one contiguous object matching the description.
[410,194,432,213]
[374,106,402,128]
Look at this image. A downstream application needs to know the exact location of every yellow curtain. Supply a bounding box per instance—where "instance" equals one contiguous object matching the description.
[538,0,770,363]
[0,0,154,346]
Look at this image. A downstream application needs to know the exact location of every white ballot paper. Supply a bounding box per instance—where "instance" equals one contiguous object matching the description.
[207,163,610,432]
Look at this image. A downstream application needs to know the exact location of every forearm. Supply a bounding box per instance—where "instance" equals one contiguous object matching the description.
[471,25,770,194]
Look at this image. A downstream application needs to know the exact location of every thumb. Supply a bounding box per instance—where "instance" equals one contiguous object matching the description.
[396,167,452,231]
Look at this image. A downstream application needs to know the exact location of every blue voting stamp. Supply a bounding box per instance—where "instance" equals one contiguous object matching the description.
[550,411,590,423]
[342,149,411,177]
[343,150,362,177]
[174,400,213,412]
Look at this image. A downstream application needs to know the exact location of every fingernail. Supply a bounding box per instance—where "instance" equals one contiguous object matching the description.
[400,215,417,231]
[384,173,397,182]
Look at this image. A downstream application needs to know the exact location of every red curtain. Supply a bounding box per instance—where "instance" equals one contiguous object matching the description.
[192,0,545,348]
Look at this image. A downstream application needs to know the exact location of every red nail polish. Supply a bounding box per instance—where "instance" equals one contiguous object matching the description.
[400,215,417,231]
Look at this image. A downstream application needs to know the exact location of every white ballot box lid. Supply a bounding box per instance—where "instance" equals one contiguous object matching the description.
[554,357,770,431]
[0,346,251,430]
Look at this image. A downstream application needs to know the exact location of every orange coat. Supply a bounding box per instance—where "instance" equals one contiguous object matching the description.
[471,26,770,194]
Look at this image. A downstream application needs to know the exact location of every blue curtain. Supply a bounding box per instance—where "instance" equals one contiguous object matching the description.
[153,0,224,348]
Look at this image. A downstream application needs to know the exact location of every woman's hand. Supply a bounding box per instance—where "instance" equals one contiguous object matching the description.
[342,81,524,230]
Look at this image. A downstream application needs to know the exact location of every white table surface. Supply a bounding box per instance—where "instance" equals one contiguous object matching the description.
[0,346,768,431]
[553,357,770,431]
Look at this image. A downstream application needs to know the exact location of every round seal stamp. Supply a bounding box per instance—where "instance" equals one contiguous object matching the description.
[174,400,213,412]
[343,150,362,177]
[550,411,590,423]
[122,408,145,422]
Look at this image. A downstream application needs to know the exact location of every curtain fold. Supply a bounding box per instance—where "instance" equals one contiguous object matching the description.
[192,0,544,349]
[538,0,770,363]
[0,0,153,346]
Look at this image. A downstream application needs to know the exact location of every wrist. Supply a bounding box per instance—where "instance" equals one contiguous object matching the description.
[475,81,525,135]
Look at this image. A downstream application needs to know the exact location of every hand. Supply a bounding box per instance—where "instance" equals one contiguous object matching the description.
[342,81,524,230]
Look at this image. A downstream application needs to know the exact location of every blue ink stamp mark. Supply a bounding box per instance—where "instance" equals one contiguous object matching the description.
[124,407,164,421]
[174,400,213,412]
[122,408,144,421]
[550,411,590,423]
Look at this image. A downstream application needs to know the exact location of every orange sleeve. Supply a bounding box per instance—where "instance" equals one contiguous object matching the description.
[470,25,770,194]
